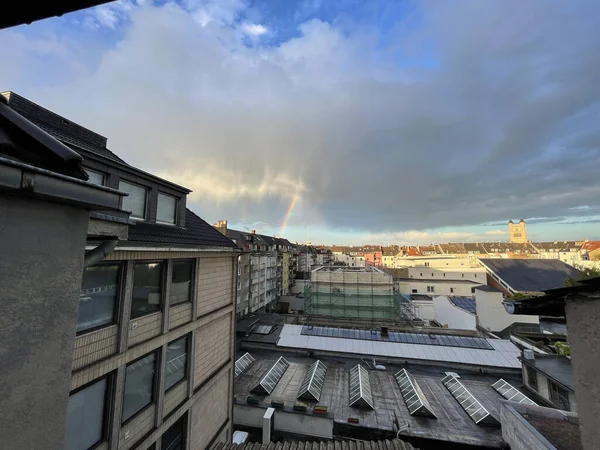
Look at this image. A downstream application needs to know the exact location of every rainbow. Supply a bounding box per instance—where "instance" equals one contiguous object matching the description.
[280,195,299,237]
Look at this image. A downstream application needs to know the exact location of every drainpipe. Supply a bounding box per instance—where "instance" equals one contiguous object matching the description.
[84,239,119,267]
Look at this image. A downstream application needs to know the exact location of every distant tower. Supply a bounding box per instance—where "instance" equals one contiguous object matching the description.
[508,219,528,243]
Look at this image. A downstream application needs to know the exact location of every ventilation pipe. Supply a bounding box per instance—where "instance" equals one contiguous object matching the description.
[84,239,118,267]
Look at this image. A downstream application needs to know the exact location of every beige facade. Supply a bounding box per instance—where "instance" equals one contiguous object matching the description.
[69,249,237,450]
[509,220,528,243]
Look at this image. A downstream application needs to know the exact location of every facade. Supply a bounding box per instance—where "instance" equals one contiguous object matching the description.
[508,219,528,244]
[474,286,538,332]
[363,250,383,268]
[396,267,485,297]
[1,92,239,450]
[305,266,397,319]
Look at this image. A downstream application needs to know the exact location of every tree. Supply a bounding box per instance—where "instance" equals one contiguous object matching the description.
[564,264,600,287]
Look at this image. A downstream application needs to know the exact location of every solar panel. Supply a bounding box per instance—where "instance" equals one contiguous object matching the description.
[394,369,437,418]
[250,325,276,335]
[349,364,374,409]
[252,356,290,394]
[492,379,536,405]
[300,326,493,350]
[442,374,499,426]
[450,297,477,314]
[235,353,255,378]
[297,360,328,401]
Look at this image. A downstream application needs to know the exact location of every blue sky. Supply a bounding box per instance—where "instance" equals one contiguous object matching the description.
[2,0,600,245]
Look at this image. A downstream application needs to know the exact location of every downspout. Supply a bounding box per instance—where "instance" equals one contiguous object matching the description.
[84,239,119,267]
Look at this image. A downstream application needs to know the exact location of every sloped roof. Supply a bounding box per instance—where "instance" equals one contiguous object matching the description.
[480,258,582,292]
[0,0,113,29]
[124,208,237,248]
[215,440,417,450]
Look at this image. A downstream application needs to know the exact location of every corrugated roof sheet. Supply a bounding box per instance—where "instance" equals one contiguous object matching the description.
[214,439,417,450]
[480,258,582,292]
[124,208,237,248]
[277,325,521,369]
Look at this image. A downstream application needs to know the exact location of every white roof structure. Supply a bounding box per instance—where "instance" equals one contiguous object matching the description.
[277,325,521,369]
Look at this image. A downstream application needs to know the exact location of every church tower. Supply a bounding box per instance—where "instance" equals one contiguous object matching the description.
[508,219,527,243]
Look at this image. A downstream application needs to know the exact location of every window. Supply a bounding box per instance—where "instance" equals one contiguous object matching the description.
[132,262,163,318]
[165,336,188,390]
[475,274,477,278]
[471,287,476,294]
[427,286,435,293]
[450,288,454,293]
[119,180,147,219]
[157,193,177,224]
[411,289,418,294]
[548,380,570,410]
[78,264,120,333]
[85,169,105,186]
[424,262,430,267]
[65,378,107,450]
[171,260,193,305]
[123,352,157,422]
[526,366,538,390]
[162,414,186,450]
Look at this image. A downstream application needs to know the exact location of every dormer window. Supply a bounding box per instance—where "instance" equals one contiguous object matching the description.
[157,192,177,224]
[119,180,147,220]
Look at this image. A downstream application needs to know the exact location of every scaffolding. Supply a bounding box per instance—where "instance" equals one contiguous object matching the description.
[304,266,415,323]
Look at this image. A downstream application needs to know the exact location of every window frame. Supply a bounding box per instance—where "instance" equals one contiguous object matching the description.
[118,179,148,221]
[84,168,106,186]
[65,374,112,450]
[157,192,178,225]
[131,260,165,319]
[122,350,158,424]
[165,335,190,393]
[161,412,187,450]
[526,365,538,391]
[548,380,570,410]
[170,259,195,306]
[77,262,123,336]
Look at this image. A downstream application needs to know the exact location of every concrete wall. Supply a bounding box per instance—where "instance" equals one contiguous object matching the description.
[233,404,333,439]
[411,299,435,321]
[0,196,89,450]
[398,279,480,297]
[500,402,578,450]
[565,295,600,450]
[407,266,484,283]
[433,296,477,330]
[475,289,538,332]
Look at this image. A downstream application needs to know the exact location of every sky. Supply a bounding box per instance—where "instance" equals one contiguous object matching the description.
[2,0,600,245]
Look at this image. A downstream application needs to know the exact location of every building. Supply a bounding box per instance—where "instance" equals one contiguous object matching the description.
[395,266,485,297]
[532,241,582,266]
[479,258,583,296]
[217,441,416,450]
[474,286,539,332]
[305,266,397,319]
[509,219,528,244]
[1,92,240,450]
[364,250,383,268]
[234,324,525,449]
[505,277,600,450]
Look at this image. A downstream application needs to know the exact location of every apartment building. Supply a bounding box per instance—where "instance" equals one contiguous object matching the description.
[396,266,486,297]
[2,92,240,450]
[214,221,294,316]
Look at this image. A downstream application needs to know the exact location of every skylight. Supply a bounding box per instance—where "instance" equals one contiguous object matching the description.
[442,374,499,426]
[349,364,374,409]
[252,356,290,394]
[297,360,327,401]
[394,369,436,418]
[234,352,255,378]
[492,379,536,405]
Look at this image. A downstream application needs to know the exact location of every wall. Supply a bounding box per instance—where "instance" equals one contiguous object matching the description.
[565,294,600,450]
[233,404,333,439]
[475,289,538,332]
[395,256,478,269]
[411,300,435,320]
[0,196,89,450]
[407,267,485,283]
[522,364,578,413]
[433,296,477,330]
[398,279,480,297]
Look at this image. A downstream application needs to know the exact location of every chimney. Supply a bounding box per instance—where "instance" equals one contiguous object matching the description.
[523,349,535,360]
[262,407,275,444]
[251,229,256,234]
[213,220,228,236]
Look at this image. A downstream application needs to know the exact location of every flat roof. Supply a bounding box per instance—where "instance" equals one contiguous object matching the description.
[235,353,519,448]
[312,266,385,273]
[276,325,521,370]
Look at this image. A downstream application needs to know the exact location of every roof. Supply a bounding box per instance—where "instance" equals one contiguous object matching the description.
[580,240,600,252]
[124,208,237,248]
[0,0,113,29]
[0,93,87,179]
[479,258,582,292]
[234,353,510,448]
[520,355,574,391]
[276,325,521,369]
[449,297,477,314]
[215,440,416,450]
[475,285,503,293]
[438,243,468,254]
[532,241,581,252]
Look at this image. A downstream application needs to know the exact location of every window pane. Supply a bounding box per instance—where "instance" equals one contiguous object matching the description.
[165,336,188,390]
[119,181,147,219]
[157,193,177,224]
[64,378,107,450]
[123,353,156,422]
[171,260,193,305]
[132,263,163,318]
[162,414,186,450]
[78,264,119,332]
[85,169,105,186]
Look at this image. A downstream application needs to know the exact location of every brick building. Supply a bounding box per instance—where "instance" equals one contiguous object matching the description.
[2,92,239,450]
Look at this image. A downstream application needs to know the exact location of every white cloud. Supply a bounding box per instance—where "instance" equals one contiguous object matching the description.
[485,229,507,236]
[241,23,268,37]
